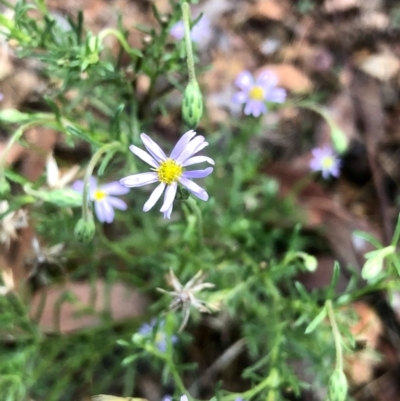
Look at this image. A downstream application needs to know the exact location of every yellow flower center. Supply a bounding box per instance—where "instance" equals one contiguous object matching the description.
[249,86,265,101]
[157,159,183,185]
[94,189,106,201]
[322,156,334,169]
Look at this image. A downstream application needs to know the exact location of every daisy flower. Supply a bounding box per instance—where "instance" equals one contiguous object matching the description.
[139,319,178,352]
[120,130,214,219]
[233,70,286,117]
[170,16,211,43]
[309,146,341,179]
[71,177,129,223]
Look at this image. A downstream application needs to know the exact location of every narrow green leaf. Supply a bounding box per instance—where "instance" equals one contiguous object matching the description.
[305,307,327,334]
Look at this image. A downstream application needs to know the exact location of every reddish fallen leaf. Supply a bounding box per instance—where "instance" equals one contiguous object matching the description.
[30,280,150,333]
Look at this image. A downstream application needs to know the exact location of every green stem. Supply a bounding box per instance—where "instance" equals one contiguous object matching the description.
[181,2,196,83]
[326,300,343,370]
[98,28,142,59]
[82,142,120,221]
[187,197,203,244]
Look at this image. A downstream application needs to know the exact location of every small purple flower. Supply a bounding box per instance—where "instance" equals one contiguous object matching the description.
[120,130,214,219]
[233,70,286,117]
[139,319,178,352]
[0,93,4,102]
[71,177,129,223]
[170,16,211,43]
[310,146,341,179]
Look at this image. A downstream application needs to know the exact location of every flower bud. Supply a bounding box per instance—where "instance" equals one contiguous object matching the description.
[328,369,348,401]
[361,245,395,281]
[74,218,95,243]
[182,81,203,128]
[176,185,190,200]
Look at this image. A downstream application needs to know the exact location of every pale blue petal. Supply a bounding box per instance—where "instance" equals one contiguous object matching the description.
[120,172,158,187]
[140,134,167,162]
[130,144,159,168]
[72,177,97,198]
[267,88,286,103]
[163,204,173,219]
[182,155,215,167]
[95,199,114,223]
[160,182,178,213]
[244,100,266,117]
[183,167,213,179]
[107,196,127,210]
[170,130,196,160]
[179,177,208,201]
[232,91,248,104]
[176,136,206,164]
[256,70,278,88]
[170,21,185,40]
[71,180,84,193]
[143,182,166,212]
[235,70,253,91]
[101,181,130,195]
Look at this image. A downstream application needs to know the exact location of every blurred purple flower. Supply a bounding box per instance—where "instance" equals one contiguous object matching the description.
[120,130,214,219]
[0,93,4,102]
[139,319,178,352]
[233,70,286,117]
[72,177,129,223]
[309,146,341,179]
[170,16,211,43]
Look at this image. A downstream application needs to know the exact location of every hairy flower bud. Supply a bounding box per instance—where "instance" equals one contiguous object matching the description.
[328,369,348,401]
[74,218,95,243]
[182,81,203,128]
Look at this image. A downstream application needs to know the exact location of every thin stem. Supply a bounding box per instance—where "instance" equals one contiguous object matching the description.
[82,142,120,221]
[181,2,196,83]
[187,197,203,245]
[326,300,343,370]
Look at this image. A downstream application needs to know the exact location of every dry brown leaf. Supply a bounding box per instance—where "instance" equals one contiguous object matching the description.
[357,51,400,82]
[345,302,383,385]
[324,0,360,13]
[248,0,287,21]
[258,64,313,93]
[30,280,150,333]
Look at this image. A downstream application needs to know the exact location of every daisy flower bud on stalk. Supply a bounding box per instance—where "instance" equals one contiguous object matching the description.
[233,70,286,117]
[328,368,348,401]
[182,80,203,128]
[120,130,214,219]
[74,218,96,243]
[180,2,204,128]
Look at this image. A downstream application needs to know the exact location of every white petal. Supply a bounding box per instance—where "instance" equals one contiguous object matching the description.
[160,182,178,212]
[120,172,158,187]
[129,145,159,168]
[163,204,173,219]
[182,155,215,167]
[140,134,167,162]
[176,136,206,164]
[183,167,213,179]
[143,182,166,211]
[170,130,196,160]
[46,154,59,187]
[179,177,209,201]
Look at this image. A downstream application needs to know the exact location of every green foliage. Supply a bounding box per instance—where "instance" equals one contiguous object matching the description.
[1,1,400,401]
